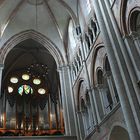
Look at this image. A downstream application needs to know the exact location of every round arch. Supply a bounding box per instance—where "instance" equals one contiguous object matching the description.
[89,44,104,86]
[128,8,140,33]
[108,125,130,140]
[120,0,140,35]
[0,30,65,66]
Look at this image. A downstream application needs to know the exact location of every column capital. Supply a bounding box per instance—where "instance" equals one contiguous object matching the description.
[123,34,131,39]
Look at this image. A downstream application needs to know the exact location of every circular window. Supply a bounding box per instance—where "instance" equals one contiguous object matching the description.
[38,88,46,95]
[8,86,14,93]
[22,74,30,80]
[18,85,33,96]
[10,77,18,83]
[33,78,41,85]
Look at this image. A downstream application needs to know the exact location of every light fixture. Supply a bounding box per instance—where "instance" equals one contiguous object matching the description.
[33,78,41,85]
[8,86,14,93]
[10,77,18,84]
[22,74,30,80]
[38,88,46,94]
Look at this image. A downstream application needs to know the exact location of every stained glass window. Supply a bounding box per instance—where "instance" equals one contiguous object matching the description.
[22,74,30,80]
[8,86,14,93]
[33,78,41,85]
[10,77,18,83]
[18,85,33,96]
[38,88,46,95]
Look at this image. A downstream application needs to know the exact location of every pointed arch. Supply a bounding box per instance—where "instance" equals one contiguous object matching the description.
[0,30,65,66]
[108,125,130,140]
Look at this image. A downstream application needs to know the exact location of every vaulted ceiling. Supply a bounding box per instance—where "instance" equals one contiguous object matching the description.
[0,0,78,62]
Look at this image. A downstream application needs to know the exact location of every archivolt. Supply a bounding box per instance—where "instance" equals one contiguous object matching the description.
[0,30,65,66]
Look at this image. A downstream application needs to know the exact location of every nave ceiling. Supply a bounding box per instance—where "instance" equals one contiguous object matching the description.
[0,0,78,62]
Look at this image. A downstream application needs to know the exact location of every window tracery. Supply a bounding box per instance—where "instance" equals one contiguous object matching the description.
[18,85,33,96]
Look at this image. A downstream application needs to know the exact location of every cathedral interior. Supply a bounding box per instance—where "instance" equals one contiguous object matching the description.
[0,0,140,140]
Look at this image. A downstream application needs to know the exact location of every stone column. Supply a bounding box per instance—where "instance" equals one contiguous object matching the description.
[81,111,87,136]
[58,65,79,137]
[86,102,94,131]
[0,64,4,97]
[67,65,80,139]
[58,67,70,135]
[70,67,74,82]
[76,111,85,140]
[91,0,140,139]
[0,64,4,127]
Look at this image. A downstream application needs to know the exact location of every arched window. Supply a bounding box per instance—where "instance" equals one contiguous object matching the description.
[97,69,103,85]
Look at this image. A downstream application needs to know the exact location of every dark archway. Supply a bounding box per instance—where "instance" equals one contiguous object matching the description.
[109,126,130,140]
